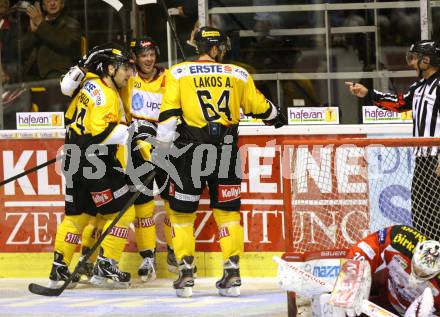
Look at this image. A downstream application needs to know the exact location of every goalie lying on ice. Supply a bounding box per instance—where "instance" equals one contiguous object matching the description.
[275,225,440,317]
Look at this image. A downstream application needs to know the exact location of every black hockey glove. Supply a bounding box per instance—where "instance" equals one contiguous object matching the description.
[263,108,288,129]
[128,121,157,162]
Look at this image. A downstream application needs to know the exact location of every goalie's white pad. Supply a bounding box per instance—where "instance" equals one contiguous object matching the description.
[404,287,435,317]
[60,66,85,97]
[273,256,332,297]
[275,257,399,317]
[330,259,372,316]
[311,293,346,317]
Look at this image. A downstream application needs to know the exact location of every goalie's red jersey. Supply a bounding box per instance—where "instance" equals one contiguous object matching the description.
[346,225,440,315]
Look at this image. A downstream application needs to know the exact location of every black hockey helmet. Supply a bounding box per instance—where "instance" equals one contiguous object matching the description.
[407,40,440,66]
[194,26,230,55]
[82,43,134,76]
[130,37,160,56]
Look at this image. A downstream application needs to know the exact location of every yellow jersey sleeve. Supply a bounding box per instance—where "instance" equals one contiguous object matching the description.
[64,94,78,124]
[159,67,182,123]
[70,78,124,143]
[240,69,272,119]
[64,73,98,125]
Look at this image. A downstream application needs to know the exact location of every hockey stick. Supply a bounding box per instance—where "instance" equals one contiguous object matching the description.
[273,257,398,317]
[0,155,64,187]
[157,0,187,61]
[28,170,156,296]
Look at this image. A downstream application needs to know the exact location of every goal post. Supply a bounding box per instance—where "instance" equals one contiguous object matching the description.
[281,137,440,254]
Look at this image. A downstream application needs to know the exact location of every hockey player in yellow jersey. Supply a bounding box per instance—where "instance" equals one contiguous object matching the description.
[155,26,287,298]
[119,37,178,281]
[61,42,179,283]
[49,44,136,289]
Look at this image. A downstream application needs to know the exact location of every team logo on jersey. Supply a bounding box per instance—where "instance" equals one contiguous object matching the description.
[83,81,104,105]
[189,64,224,75]
[84,81,97,94]
[109,226,128,239]
[224,65,232,73]
[173,66,186,78]
[91,189,113,207]
[378,228,387,244]
[218,184,241,203]
[219,227,230,239]
[234,68,248,80]
[132,93,144,111]
[393,233,418,253]
[65,232,80,244]
[134,217,155,228]
[393,254,408,269]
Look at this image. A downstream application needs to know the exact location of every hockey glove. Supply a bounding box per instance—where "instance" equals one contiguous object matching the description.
[128,120,157,162]
[263,108,288,128]
[60,66,85,97]
[135,140,153,161]
[404,288,435,317]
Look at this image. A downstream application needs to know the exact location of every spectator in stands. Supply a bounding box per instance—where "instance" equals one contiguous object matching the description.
[20,0,81,112]
[22,0,81,81]
[0,0,19,83]
[252,0,282,37]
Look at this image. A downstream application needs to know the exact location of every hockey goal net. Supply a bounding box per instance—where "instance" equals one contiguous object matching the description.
[282,137,440,254]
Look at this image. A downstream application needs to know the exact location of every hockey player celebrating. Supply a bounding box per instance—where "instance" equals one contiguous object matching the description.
[155,26,286,298]
[49,44,136,289]
[276,225,440,317]
[60,40,179,283]
[119,37,177,281]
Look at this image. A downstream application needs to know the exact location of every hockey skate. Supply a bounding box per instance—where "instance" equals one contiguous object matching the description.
[173,255,195,298]
[216,255,241,297]
[167,246,179,274]
[138,249,157,282]
[76,247,94,284]
[90,255,131,289]
[48,252,79,289]
[168,246,198,277]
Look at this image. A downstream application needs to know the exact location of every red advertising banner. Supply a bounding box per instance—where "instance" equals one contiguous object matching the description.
[0,135,287,253]
[0,138,65,252]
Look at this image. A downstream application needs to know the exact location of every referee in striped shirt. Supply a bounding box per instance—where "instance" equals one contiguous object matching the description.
[346,40,440,241]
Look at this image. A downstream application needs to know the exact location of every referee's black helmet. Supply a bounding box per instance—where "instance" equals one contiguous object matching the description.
[407,40,440,66]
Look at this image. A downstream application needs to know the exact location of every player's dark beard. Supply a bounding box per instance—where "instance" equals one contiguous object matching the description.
[213,50,225,63]
[416,59,434,78]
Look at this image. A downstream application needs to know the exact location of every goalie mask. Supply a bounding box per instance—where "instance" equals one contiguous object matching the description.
[409,240,440,287]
